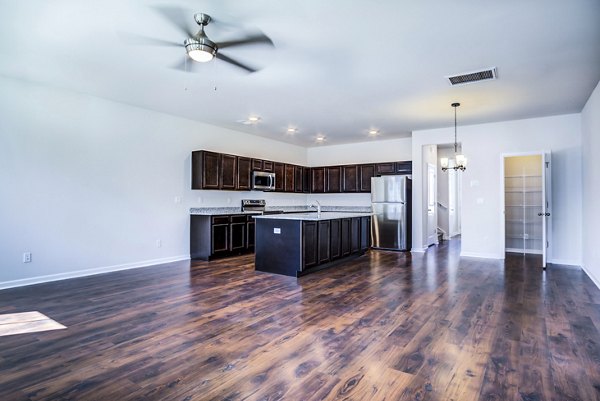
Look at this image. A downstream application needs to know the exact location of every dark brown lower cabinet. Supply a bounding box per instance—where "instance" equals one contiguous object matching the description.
[211,222,229,257]
[330,219,341,260]
[360,216,371,251]
[230,216,246,252]
[351,217,360,253]
[303,221,318,269]
[191,214,255,261]
[341,218,351,256]
[318,221,331,264]
[247,219,255,250]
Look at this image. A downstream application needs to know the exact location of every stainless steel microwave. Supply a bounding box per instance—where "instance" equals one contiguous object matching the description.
[252,171,276,191]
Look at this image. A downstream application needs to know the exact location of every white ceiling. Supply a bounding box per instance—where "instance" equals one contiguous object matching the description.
[1,1,599,147]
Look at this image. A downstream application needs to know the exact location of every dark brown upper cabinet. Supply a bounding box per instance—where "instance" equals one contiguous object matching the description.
[375,162,396,176]
[342,165,358,193]
[294,166,304,193]
[325,166,341,193]
[359,164,375,192]
[263,160,274,172]
[284,164,295,192]
[220,154,237,190]
[273,162,285,192]
[237,156,252,190]
[192,150,220,190]
[251,158,263,171]
[311,167,325,193]
[396,161,412,174]
[303,167,311,193]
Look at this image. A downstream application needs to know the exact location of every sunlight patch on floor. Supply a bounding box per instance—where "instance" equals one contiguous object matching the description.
[0,311,66,337]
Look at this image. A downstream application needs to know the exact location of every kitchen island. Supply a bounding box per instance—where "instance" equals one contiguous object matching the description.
[254,212,372,277]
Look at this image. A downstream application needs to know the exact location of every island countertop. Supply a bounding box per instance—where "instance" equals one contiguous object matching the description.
[253,212,373,221]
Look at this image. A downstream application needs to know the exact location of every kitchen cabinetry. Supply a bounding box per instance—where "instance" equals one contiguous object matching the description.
[251,158,263,171]
[311,168,325,193]
[256,213,371,277]
[191,214,256,260]
[192,149,411,192]
[274,162,285,192]
[375,162,396,175]
[294,166,304,193]
[220,154,237,190]
[237,157,252,190]
[359,164,375,192]
[326,166,342,193]
[303,167,311,193]
[302,221,318,268]
[330,219,341,260]
[396,161,412,174]
[192,151,220,190]
[284,164,295,192]
[342,165,358,192]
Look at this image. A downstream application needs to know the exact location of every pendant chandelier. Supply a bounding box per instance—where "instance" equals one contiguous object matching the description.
[441,102,467,172]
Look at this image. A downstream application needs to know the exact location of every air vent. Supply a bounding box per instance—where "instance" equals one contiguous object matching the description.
[446,67,497,86]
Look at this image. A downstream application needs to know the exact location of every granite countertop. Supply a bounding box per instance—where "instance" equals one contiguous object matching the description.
[253,212,373,221]
[190,205,372,215]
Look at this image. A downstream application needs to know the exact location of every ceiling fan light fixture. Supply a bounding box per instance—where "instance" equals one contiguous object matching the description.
[184,38,217,63]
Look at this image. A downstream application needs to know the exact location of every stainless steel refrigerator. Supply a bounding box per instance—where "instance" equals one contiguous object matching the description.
[371,175,412,251]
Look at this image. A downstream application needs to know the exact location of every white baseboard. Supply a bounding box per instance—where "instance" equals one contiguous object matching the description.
[460,251,505,260]
[0,255,190,290]
[411,247,428,253]
[548,258,581,267]
[581,264,600,291]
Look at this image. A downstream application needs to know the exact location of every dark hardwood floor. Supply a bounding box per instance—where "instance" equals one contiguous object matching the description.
[1,240,599,401]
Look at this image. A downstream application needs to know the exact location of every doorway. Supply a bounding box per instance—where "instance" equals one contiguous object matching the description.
[502,153,552,268]
[437,145,462,241]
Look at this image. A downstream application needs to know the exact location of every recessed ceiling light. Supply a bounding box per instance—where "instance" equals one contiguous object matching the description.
[315,135,326,143]
[239,116,261,125]
[368,129,379,136]
[287,127,297,134]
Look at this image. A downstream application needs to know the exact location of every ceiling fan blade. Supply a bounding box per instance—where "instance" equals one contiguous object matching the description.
[218,32,274,49]
[216,53,258,73]
[118,31,182,47]
[152,6,195,38]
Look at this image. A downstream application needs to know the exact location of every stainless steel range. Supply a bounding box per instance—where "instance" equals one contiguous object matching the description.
[241,199,283,215]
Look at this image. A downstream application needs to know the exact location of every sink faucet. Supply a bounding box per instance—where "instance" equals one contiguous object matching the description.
[311,200,321,217]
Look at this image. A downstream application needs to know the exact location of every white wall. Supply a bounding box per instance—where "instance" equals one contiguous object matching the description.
[306,137,413,206]
[412,114,582,263]
[582,81,600,285]
[0,77,307,288]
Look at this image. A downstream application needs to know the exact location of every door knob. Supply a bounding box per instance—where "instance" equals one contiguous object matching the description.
[545,212,551,216]
[538,212,543,216]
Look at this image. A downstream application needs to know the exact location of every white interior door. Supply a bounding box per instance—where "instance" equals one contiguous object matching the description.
[427,163,437,246]
[542,152,552,268]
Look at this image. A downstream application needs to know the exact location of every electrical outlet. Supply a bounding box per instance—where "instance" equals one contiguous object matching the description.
[174,196,182,204]
[156,240,162,248]
[23,252,32,263]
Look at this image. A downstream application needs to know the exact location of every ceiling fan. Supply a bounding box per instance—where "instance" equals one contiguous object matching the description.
[125,7,274,73]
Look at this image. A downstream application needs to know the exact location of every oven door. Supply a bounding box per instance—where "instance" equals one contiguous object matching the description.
[252,171,275,191]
